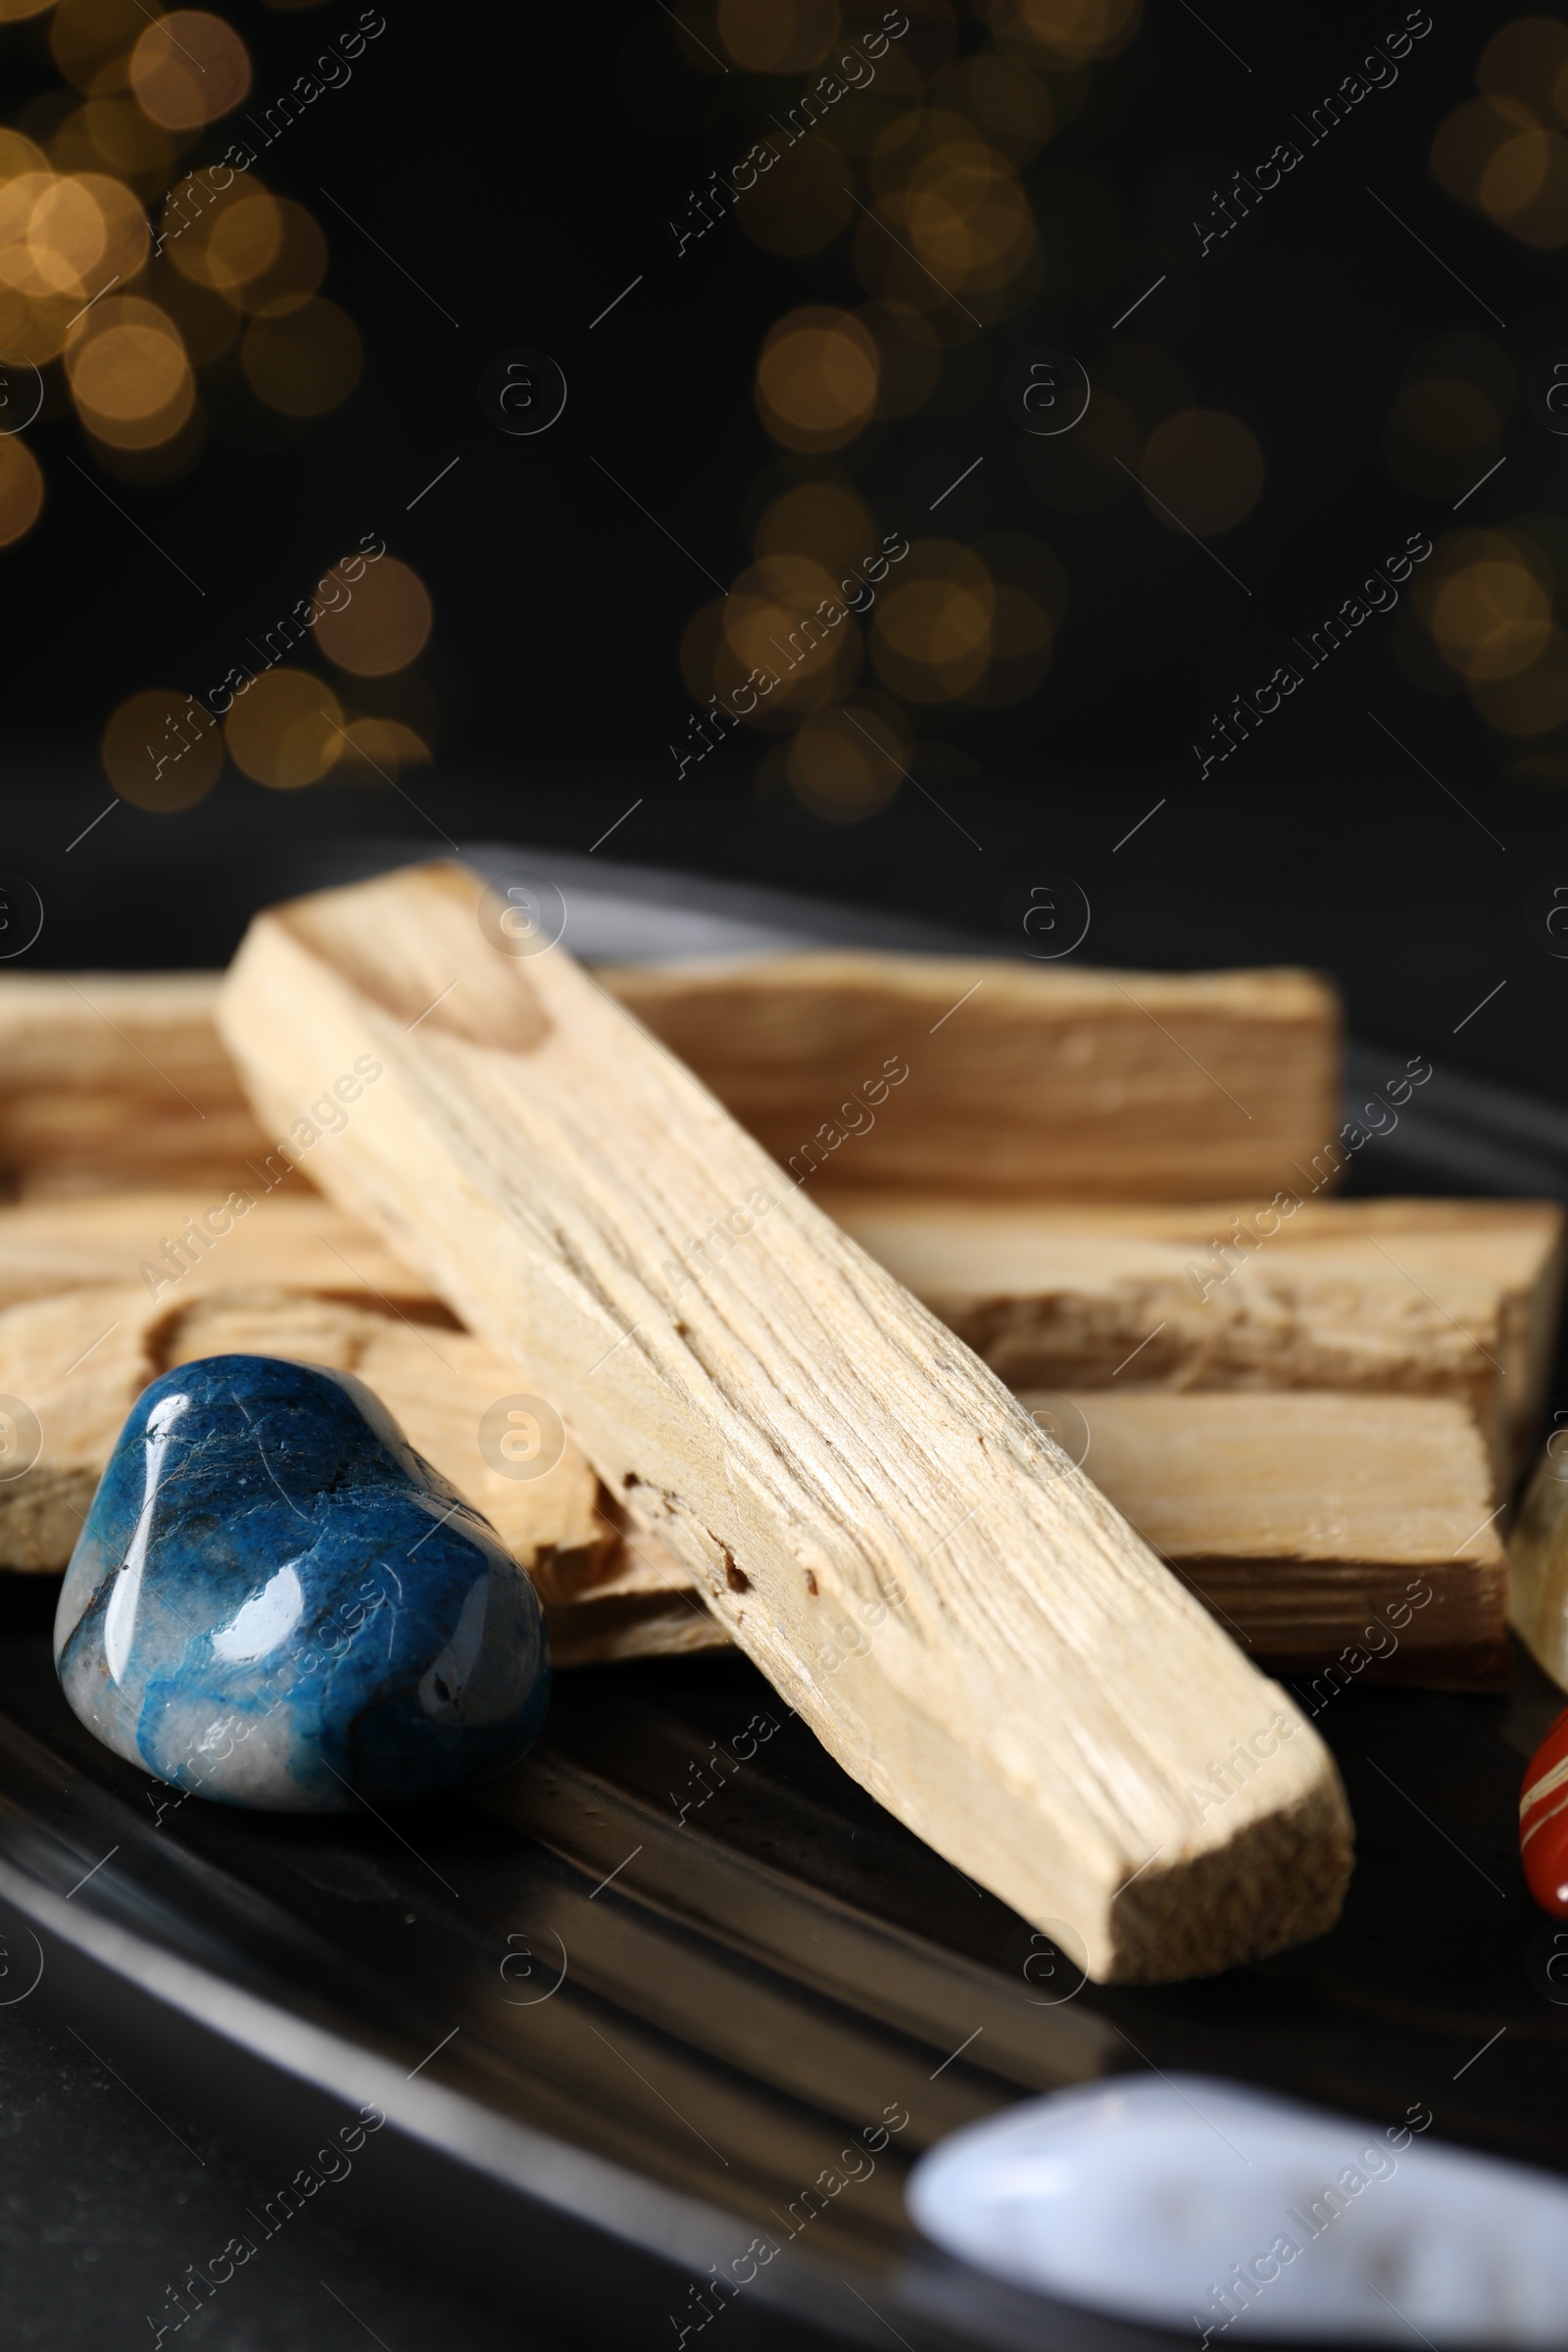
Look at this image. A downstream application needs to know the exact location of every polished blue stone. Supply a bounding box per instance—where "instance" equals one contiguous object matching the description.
[54,1355,551,1811]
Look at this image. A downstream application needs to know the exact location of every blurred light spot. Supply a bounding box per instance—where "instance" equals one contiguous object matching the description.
[1139,408,1263,535]
[242,297,361,415]
[716,0,838,73]
[754,479,877,569]
[1481,123,1552,215]
[52,0,161,96]
[53,97,180,187]
[0,0,57,18]
[1472,623,1568,733]
[872,539,994,703]
[983,0,1142,65]
[331,716,432,779]
[720,551,860,716]
[1401,377,1505,448]
[1478,16,1568,114]
[0,436,43,546]
[1430,94,1535,207]
[130,12,252,129]
[67,294,194,447]
[0,131,49,183]
[223,667,344,788]
[316,558,433,677]
[755,306,879,452]
[1431,557,1551,679]
[786,703,905,821]
[102,686,222,808]
[935,54,1054,165]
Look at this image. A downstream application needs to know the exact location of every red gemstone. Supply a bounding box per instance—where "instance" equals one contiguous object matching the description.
[1521,1705,1568,1916]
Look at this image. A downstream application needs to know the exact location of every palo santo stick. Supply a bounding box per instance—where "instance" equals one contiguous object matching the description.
[1507,1445,1568,1695]
[0,971,269,1189]
[1019,1390,1506,1687]
[600,951,1342,1200]
[0,1189,441,1314]
[217,860,1353,1984]
[821,1192,1564,1488]
[0,1282,710,1666]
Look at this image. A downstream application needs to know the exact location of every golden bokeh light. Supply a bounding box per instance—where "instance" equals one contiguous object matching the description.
[316,558,433,677]
[1478,15,1568,112]
[1140,408,1263,535]
[871,539,994,704]
[102,687,222,809]
[52,97,181,189]
[67,294,194,446]
[755,306,879,452]
[984,0,1142,65]
[1431,94,1537,207]
[331,716,432,779]
[935,54,1054,165]
[242,297,362,415]
[223,667,345,789]
[0,436,43,547]
[52,0,162,96]
[130,12,252,129]
[754,479,877,570]
[0,0,57,18]
[785,702,906,822]
[723,552,861,713]
[716,0,838,74]
[1470,624,1568,734]
[1383,339,1513,500]
[1431,557,1551,680]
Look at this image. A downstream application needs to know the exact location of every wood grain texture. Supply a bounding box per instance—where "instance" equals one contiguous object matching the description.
[0,1282,709,1666]
[821,1192,1564,1487]
[0,971,268,1189]
[600,951,1342,1200]
[217,860,1353,1984]
[1018,1390,1506,1683]
[0,1188,442,1313]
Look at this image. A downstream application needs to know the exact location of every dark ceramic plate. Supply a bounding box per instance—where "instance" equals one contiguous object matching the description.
[2,848,1566,2352]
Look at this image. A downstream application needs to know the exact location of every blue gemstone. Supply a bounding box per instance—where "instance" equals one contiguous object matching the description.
[54,1355,551,1811]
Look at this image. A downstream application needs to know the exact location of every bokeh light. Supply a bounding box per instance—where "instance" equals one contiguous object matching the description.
[755,306,880,452]
[52,0,162,95]
[1139,408,1263,535]
[316,558,433,677]
[716,0,838,74]
[102,687,222,809]
[1431,20,1568,247]
[241,297,362,415]
[734,136,854,257]
[871,539,994,704]
[66,294,194,447]
[330,716,433,779]
[223,668,345,788]
[982,0,1142,66]
[784,702,906,821]
[129,12,252,129]
[0,437,43,547]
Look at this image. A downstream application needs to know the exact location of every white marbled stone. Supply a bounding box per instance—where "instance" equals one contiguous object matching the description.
[906,2074,1568,2344]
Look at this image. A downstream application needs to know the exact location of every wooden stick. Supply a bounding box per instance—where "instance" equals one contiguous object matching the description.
[1508,1442,1568,1694]
[0,1189,442,1314]
[820,1192,1565,1488]
[600,950,1343,1200]
[1017,1390,1507,1689]
[216,860,1353,1984]
[0,1281,711,1666]
[0,971,268,1190]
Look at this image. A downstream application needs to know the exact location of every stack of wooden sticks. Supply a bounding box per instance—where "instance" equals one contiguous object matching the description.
[2,928,1555,1690]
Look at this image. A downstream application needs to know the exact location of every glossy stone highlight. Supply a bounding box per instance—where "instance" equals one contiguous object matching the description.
[55,1355,551,1811]
[1522,1704,1568,1916]
[907,2076,1568,2343]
